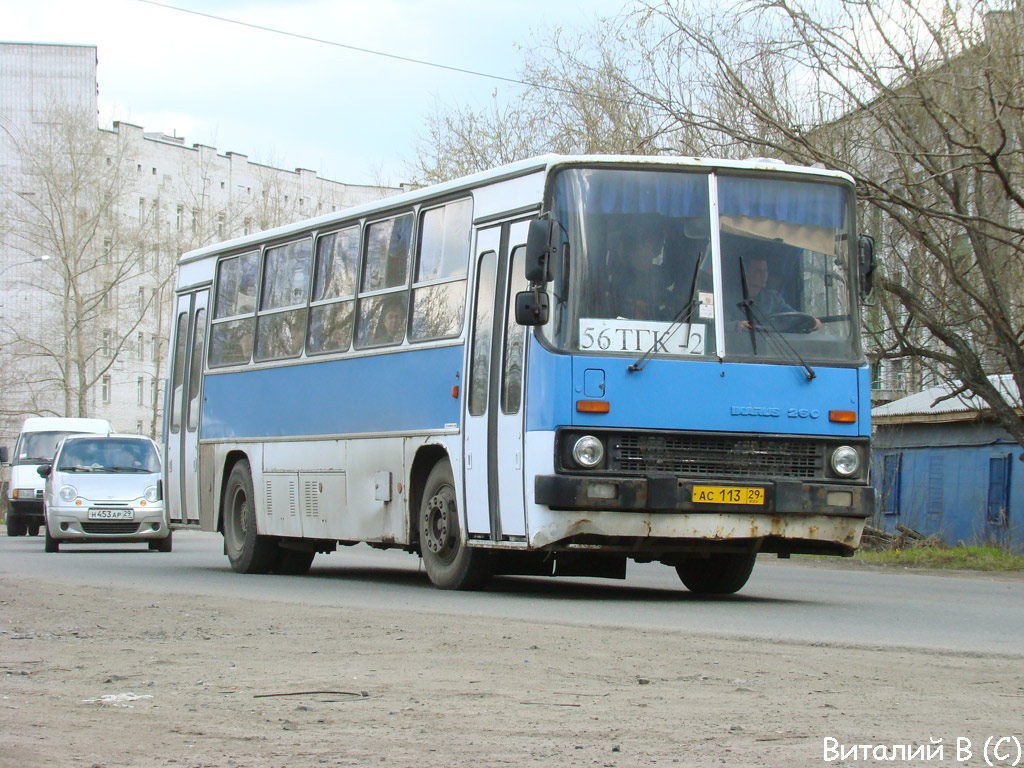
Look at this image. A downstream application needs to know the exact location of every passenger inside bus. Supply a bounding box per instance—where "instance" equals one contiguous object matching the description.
[371,295,407,345]
[728,252,821,332]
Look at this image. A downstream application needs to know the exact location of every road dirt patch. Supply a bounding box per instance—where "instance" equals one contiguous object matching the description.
[1,574,1020,767]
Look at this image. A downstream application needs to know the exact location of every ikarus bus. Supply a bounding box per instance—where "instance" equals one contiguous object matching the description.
[164,155,875,593]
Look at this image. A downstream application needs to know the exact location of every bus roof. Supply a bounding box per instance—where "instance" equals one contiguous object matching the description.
[177,154,855,267]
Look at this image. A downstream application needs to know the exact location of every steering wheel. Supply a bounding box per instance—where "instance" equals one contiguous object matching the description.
[766,312,818,334]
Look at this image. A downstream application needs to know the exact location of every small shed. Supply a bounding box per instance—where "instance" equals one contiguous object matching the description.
[871,375,1023,551]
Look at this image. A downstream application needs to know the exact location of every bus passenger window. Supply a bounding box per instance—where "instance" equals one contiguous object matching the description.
[362,214,413,292]
[357,292,408,348]
[209,251,259,368]
[255,239,311,362]
[410,199,471,342]
[308,227,358,355]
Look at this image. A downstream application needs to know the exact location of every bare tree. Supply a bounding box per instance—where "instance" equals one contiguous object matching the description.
[0,106,158,418]
[414,0,1024,448]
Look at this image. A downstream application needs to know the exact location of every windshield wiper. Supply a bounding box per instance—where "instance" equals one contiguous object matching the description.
[108,466,151,473]
[629,247,708,373]
[741,300,817,381]
[60,465,96,473]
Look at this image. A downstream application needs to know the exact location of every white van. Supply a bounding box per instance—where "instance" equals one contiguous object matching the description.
[2,417,113,537]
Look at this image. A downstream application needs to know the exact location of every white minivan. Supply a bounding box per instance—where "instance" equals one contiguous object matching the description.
[2,417,113,536]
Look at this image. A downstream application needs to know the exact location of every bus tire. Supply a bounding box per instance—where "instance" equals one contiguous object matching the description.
[223,461,277,574]
[675,553,756,595]
[419,461,490,590]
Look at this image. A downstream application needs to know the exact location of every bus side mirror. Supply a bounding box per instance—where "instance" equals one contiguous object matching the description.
[858,234,876,299]
[525,218,556,284]
[515,290,549,326]
[0,446,7,465]
[157,478,163,502]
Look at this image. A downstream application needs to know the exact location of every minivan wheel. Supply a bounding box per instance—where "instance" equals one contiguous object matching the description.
[44,526,59,553]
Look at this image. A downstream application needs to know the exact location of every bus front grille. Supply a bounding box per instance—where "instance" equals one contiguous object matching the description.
[611,434,822,479]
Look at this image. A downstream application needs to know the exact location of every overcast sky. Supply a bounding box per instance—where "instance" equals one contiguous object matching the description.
[2,0,629,187]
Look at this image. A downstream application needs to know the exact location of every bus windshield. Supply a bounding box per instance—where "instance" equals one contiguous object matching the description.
[544,167,861,365]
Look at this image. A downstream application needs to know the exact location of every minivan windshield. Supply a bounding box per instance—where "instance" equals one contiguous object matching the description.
[57,438,161,474]
[14,431,79,465]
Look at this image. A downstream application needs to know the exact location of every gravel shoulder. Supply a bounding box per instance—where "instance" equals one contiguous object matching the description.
[2,571,1022,767]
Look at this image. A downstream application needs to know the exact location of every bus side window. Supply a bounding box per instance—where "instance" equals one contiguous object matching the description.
[308,227,358,355]
[209,251,259,367]
[356,213,413,349]
[410,198,471,342]
[501,247,528,414]
[468,251,497,416]
[255,239,312,362]
[169,312,188,433]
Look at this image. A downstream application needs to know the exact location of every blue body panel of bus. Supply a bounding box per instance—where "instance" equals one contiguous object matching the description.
[524,336,870,438]
[199,336,868,442]
[200,345,464,440]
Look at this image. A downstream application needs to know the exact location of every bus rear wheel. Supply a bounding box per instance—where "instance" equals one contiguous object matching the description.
[419,461,490,590]
[223,461,277,574]
[675,553,756,595]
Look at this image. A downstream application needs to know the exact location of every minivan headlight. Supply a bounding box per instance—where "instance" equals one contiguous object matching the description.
[144,485,159,503]
[572,435,605,469]
[58,485,78,503]
[831,446,860,477]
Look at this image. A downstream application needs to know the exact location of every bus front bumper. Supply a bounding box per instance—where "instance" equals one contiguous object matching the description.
[532,475,872,554]
[535,475,872,518]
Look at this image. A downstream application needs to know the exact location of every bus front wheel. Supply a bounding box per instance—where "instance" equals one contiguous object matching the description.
[419,461,490,590]
[223,461,277,574]
[675,553,756,595]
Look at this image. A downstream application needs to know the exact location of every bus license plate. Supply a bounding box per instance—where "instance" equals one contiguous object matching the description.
[691,486,765,505]
[88,509,134,521]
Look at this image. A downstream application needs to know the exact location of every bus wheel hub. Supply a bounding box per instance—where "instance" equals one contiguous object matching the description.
[424,490,455,555]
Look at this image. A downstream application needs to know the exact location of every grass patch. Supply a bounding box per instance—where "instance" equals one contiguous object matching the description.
[854,545,1024,571]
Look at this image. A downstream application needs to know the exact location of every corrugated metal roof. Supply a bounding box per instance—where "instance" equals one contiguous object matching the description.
[873,374,1021,421]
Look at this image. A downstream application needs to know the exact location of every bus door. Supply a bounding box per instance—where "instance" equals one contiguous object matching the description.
[464,221,530,540]
[166,289,208,526]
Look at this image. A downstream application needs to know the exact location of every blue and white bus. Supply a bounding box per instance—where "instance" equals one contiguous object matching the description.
[164,155,874,593]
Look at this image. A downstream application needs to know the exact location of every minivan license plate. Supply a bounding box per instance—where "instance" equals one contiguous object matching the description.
[88,509,134,521]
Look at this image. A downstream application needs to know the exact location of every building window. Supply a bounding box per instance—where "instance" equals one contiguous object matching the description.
[137,377,145,405]
[176,205,183,232]
[101,329,111,356]
[218,212,225,239]
[139,197,146,221]
[102,238,112,264]
[138,332,145,359]
[101,375,111,403]
[137,421,144,434]
[151,335,159,362]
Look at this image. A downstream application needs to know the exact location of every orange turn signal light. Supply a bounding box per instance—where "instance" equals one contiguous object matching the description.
[576,400,610,414]
[451,385,459,399]
[829,410,856,423]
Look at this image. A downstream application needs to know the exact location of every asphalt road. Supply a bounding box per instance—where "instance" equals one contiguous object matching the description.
[2,528,1022,656]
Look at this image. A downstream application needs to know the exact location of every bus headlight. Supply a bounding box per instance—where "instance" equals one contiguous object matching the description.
[830,446,860,477]
[59,485,78,503]
[572,435,605,469]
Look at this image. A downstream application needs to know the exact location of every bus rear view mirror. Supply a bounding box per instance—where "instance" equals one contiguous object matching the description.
[858,234,876,299]
[0,446,8,465]
[525,218,556,283]
[515,290,550,326]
